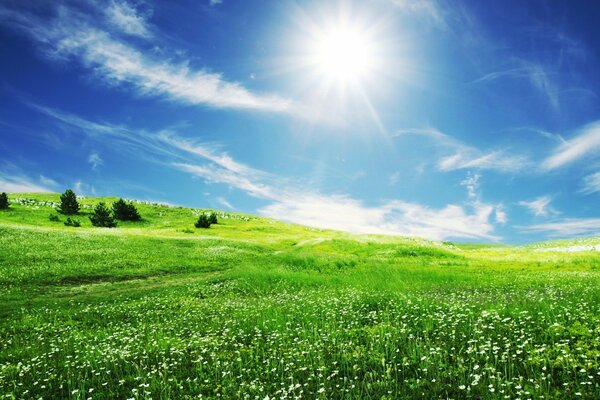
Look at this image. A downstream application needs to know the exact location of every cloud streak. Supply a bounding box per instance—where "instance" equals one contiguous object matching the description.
[180,161,501,240]
[0,173,54,193]
[580,172,600,195]
[174,160,502,241]
[105,0,152,38]
[517,196,556,217]
[394,127,529,173]
[0,3,294,113]
[474,61,559,109]
[542,121,600,170]
[520,218,600,238]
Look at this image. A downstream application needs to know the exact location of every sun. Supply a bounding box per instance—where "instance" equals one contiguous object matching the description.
[310,26,374,83]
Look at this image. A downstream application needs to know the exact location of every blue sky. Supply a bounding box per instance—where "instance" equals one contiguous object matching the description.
[1,0,600,243]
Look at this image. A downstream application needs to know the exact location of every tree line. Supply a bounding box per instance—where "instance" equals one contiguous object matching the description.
[0,190,218,229]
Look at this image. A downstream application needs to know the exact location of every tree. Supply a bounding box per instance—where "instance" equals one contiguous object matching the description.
[89,202,117,227]
[64,217,81,227]
[208,212,218,225]
[112,198,141,221]
[0,192,9,210]
[59,189,79,215]
[194,213,211,228]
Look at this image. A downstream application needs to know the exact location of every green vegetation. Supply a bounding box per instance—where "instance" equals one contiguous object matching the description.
[89,202,117,227]
[195,212,212,228]
[59,189,79,215]
[0,192,8,209]
[64,216,81,227]
[113,198,142,221]
[0,193,599,399]
[208,211,218,225]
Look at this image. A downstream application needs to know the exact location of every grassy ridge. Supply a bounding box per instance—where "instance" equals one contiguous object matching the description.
[1,194,599,399]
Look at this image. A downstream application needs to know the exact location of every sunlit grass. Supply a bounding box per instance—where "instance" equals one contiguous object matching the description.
[0,193,599,399]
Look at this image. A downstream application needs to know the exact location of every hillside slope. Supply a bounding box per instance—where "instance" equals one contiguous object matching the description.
[1,193,599,399]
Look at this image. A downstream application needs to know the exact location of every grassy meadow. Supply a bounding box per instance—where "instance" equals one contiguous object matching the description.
[0,193,599,399]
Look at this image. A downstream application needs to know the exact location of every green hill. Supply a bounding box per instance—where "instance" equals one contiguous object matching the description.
[1,193,599,399]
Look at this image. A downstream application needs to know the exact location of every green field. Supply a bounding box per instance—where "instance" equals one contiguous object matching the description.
[1,193,599,399]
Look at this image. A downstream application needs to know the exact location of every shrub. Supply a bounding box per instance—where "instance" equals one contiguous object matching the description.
[0,192,9,210]
[49,214,60,222]
[59,189,79,215]
[195,213,211,228]
[112,198,141,221]
[89,202,117,228]
[208,212,218,225]
[64,217,81,227]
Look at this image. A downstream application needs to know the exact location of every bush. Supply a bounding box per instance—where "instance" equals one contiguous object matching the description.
[112,198,141,221]
[208,212,218,225]
[59,189,79,215]
[64,217,81,227]
[89,202,117,228]
[195,213,211,228]
[0,192,9,210]
[49,214,60,222]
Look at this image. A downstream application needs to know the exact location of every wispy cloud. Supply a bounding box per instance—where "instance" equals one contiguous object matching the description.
[0,172,54,193]
[394,127,529,173]
[105,0,152,38]
[209,0,223,6]
[473,61,559,109]
[0,3,294,114]
[389,0,445,27]
[508,126,566,144]
[494,204,507,225]
[520,218,600,238]
[217,197,235,210]
[542,121,600,170]
[580,171,600,195]
[517,196,557,217]
[88,152,104,170]
[175,161,502,241]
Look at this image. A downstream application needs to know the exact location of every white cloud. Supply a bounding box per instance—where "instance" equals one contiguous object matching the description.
[217,197,235,210]
[39,175,59,187]
[0,4,294,114]
[542,121,600,170]
[105,0,152,38]
[0,173,53,193]
[460,173,480,202]
[88,152,104,170]
[517,196,556,217]
[260,196,499,241]
[520,218,600,238]
[73,180,96,196]
[175,161,502,241]
[494,204,507,225]
[438,150,528,173]
[394,127,529,173]
[209,0,223,6]
[580,171,600,194]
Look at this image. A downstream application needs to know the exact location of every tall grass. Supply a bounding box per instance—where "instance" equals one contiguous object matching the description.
[0,194,599,399]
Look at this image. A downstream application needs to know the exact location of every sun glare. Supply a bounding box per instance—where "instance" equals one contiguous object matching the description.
[311,27,374,82]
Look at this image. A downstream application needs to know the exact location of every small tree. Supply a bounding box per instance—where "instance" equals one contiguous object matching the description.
[208,212,218,225]
[0,192,9,210]
[89,202,117,227]
[64,217,81,227]
[112,198,141,221]
[59,189,79,215]
[194,213,211,228]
